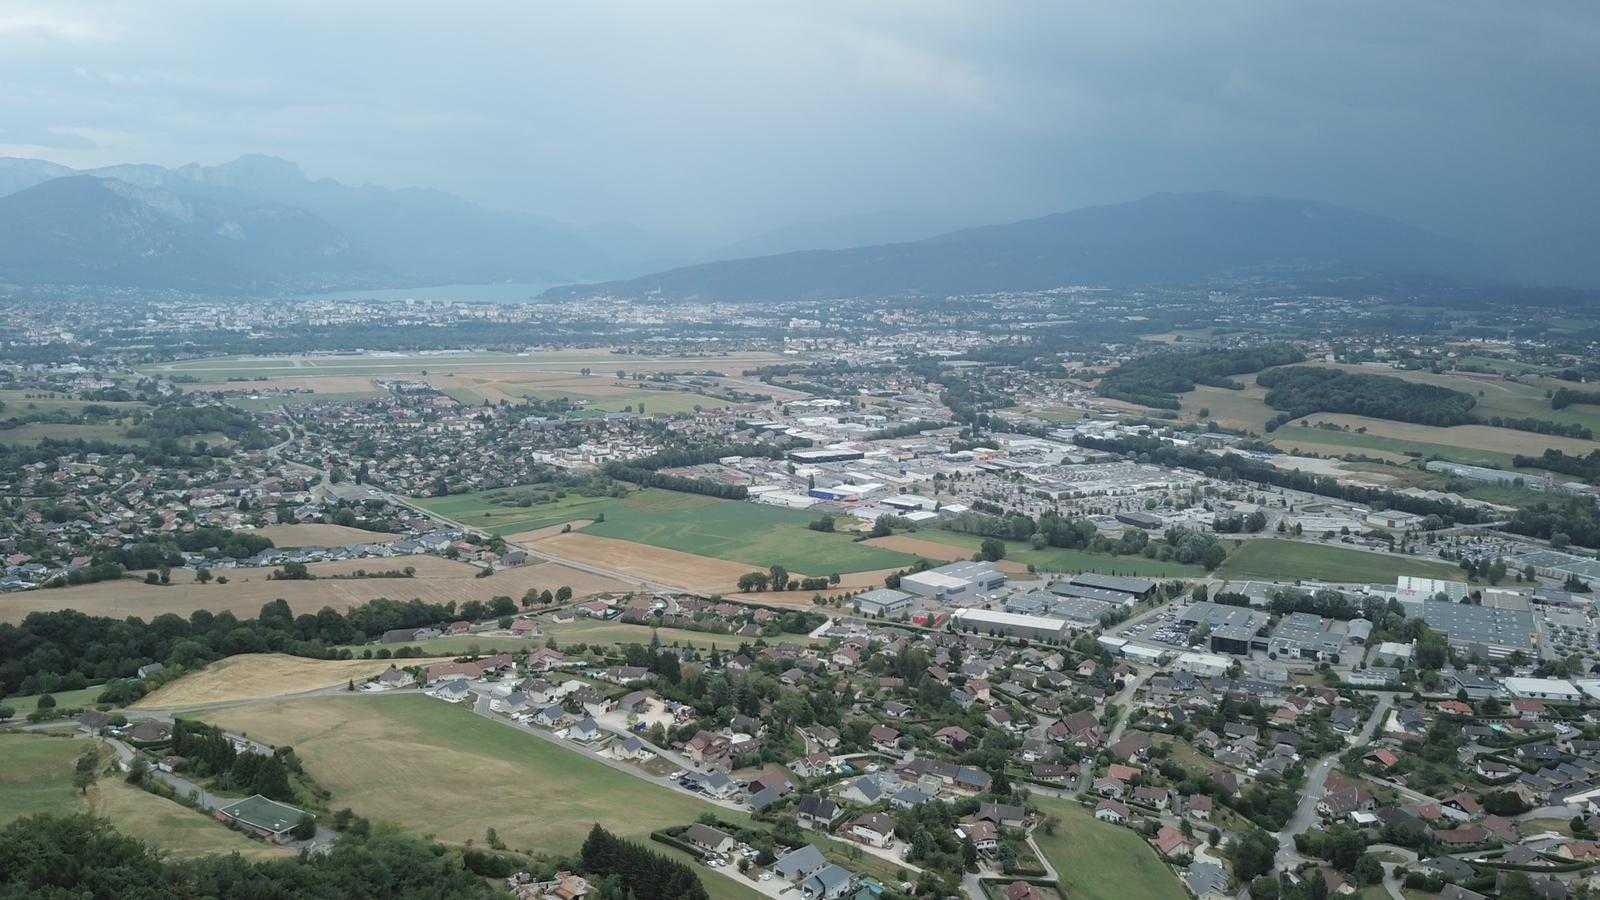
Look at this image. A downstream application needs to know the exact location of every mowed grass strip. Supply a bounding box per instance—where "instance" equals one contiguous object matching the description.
[581,490,915,575]
[199,694,762,899]
[1031,797,1185,900]
[1215,539,1462,583]
[1270,425,1520,468]
[1,684,110,716]
[904,529,1207,578]
[90,778,289,860]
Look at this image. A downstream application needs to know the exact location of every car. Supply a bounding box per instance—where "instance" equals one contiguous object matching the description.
[759,872,774,882]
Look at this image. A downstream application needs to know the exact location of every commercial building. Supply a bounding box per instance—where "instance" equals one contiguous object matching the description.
[1179,602,1271,656]
[1501,677,1583,703]
[1396,576,1471,603]
[950,608,1070,643]
[1174,652,1232,678]
[1268,612,1347,661]
[787,448,866,464]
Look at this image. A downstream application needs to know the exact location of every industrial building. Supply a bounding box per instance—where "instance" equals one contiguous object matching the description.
[1004,590,1114,626]
[1403,599,1535,659]
[1174,652,1232,678]
[1179,602,1271,656]
[787,448,866,463]
[950,608,1070,643]
[1396,576,1471,603]
[1267,612,1349,661]
[853,588,914,618]
[1501,677,1583,703]
[899,561,1006,601]
[1068,573,1157,602]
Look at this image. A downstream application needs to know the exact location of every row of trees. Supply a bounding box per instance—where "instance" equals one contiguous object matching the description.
[579,825,708,900]
[0,814,503,899]
[0,595,468,696]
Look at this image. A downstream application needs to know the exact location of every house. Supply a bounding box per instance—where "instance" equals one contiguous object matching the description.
[977,803,1027,828]
[1095,799,1131,824]
[796,794,842,829]
[137,663,165,680]
[125,720,172,743]
[1439,887,1489,900]
[1186,861,1231,900]
[1133,786,1171,811]
[774,844,827,882]
[868,725,901,754]
[848,813,896,848]
[699,770,737,799]
[935,725,975,751]
[801,864,855,900]
[683,823,736,856]
[533,704,566,727]
[433,680,472,702]
[958,820,1000,853]
[840,776,884,806]
[609,736,651,761]
[1187,794,1214,820]
[568,717,602,742]
[684,731,732,767]
[790,752,832,779]
[1004,882,1046,900]
[1154,825,1192,858]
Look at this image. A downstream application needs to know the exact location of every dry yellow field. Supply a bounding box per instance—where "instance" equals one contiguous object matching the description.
[527,531,752,593]
[862,535,1031,574]
[502,519,595,543]
[1266,437,1412,465]
[0,556,630,624]
[132,653,442,709]
[254,523,401,546]
[1293,414,1600,456]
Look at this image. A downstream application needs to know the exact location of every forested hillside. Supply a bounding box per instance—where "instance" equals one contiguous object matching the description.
[1256,366,1477,430]
[1097,344,1303,409]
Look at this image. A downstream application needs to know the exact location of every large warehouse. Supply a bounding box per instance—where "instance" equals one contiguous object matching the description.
[950,608,1070,643]
[1403,599,1535,659]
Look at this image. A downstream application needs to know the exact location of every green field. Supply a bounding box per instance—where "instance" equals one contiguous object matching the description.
[412,489,627,536]
[1,684,110,716]
[1031,797,1184,900]
[913,529,1207,577]
[516,386,732,415]
[200,694,764,898]
[1270,425,1521,468]
[1215,539,1462,583]
[0,733,82,823]
[347,620,815,657]
[0,390,148,417]
[225,392,379,411]
[580,490,917,574]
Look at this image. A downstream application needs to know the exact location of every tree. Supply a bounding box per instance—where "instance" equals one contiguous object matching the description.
[978,538,1006,562]
[36,693,55,711]
[555,585,573,603]
[195,568,212,584]
[73,748,99,795]
[1226,828,1279,881]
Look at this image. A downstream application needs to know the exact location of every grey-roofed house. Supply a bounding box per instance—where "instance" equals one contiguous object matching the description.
[774,844,827,881]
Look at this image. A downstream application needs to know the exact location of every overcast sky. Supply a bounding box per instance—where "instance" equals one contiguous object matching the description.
[2,0,1597,266]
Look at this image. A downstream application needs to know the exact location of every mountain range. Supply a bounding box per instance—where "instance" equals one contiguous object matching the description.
[0,155,615,292]
[0,155,1510,298]
[542,192,1496,302]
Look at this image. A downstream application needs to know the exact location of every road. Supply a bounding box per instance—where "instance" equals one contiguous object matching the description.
[1275,691,1394,869]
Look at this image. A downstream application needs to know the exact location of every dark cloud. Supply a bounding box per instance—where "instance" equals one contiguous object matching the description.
[1,1,1596,280]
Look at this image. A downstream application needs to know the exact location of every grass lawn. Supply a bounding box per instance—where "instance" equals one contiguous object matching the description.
[913,529,1206,577]
[1031,797,1184,900]
[518,386,732,415]
[198,693,762,899]
[541,618,817,650]
[581,490,915,575]
[1,684,111,716]
[226,392,378,411]
[1215,539,1462,583]
[0,733,82,823]
[413,490,630,537]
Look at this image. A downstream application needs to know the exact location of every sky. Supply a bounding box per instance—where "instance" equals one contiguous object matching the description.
[2,0,1597,276]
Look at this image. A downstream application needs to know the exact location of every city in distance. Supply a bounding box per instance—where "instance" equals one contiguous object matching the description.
[2,4,1599,900]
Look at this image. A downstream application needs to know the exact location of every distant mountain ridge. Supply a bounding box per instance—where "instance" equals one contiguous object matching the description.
[543,192,1497,302]
[0,155,612,292]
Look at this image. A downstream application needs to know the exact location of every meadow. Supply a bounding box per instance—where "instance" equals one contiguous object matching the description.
[1030,796,1185,900]
[413,490,627,536]
[200,693,764,899]
[1214,539,1463,583]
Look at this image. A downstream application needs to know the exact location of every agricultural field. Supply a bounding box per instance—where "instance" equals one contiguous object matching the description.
[540,618,818,650]
[199,693,762,900]
[132,653,444,709]
[578,490,918,575]
[1282,414,1600,460]
[1178,382,1277,433]
[413,489,627,537]
[1030,796,1185,900]
[0,556,629,625]
[146,349,793,380]
[1215,539,1462,584]
[878,529,1208,578]
[0,422,139,445]
[1269,425,1520,468]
